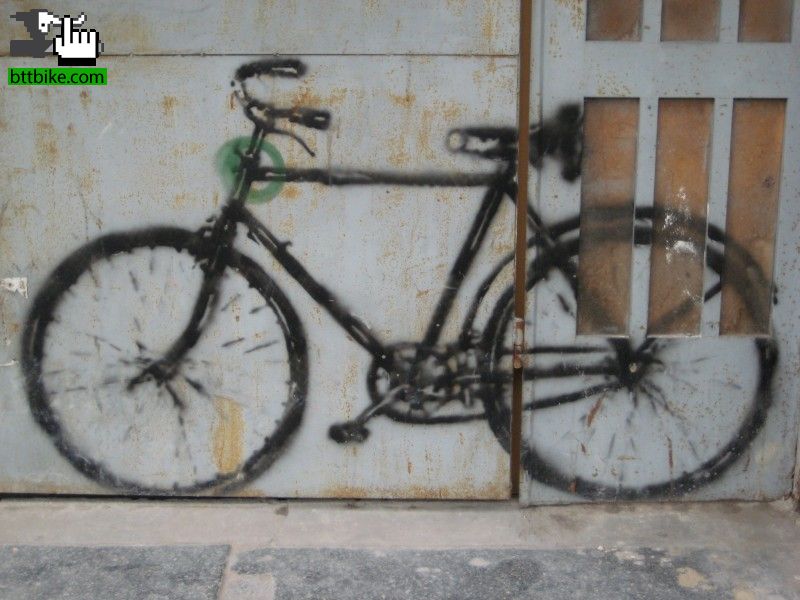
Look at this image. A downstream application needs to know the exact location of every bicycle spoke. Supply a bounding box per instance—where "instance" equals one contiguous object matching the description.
[525,381,625,410]
[500,344,610,356]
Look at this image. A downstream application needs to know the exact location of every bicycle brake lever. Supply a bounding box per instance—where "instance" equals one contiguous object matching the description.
[274,127,316,157]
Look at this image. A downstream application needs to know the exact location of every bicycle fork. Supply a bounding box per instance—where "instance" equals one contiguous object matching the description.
[127,128,265,392]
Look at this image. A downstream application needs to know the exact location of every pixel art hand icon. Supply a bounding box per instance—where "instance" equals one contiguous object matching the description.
[53,14,102,66]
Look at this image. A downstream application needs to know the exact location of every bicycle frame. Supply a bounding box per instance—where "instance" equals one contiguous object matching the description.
[209,122,520,368]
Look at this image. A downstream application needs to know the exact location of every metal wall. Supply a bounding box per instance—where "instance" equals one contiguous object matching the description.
[0,0,518,498]
[1,0,798,504]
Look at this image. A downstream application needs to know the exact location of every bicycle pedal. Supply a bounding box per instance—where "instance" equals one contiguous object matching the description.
[328,422,370,444]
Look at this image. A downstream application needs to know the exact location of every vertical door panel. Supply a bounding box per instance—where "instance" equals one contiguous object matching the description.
[522,0,800,504]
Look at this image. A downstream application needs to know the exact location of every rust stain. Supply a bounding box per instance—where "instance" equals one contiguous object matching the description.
[291,86,346,110]
[278,214,296,236]
[212,395,245,475]
[34,120,58,164]
[363,0,382,14]
[554,0,585,32]
[586,396,604,427]
[321,481,506,500]
[481,6,498,43]
[446,0,468,14]
[173,193,191,209]
[79,89,91,110]
[0,480,106,495]
[340,361,360,419]
[389,92,416,109]
[78,171,95,195]
[281,184,301,200]
[387,134,411,167]
[161,95,179,118]
[172,142,206,159]
[417,102,464,160]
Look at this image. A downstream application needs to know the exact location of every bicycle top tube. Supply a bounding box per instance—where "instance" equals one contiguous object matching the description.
[252,165,504,188]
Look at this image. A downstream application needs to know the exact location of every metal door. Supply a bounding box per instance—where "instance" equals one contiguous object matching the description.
[520,0,799,503]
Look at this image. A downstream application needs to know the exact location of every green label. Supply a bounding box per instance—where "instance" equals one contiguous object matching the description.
[7,67,107,86]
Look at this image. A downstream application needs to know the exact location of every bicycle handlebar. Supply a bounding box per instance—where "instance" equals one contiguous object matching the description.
[234,58,306,82]
[238,94,330,131]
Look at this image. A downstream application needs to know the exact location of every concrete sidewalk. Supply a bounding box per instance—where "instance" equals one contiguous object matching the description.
[0,499,797,599]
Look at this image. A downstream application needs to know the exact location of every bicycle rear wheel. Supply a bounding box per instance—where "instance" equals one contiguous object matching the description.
[22,227,307,495]
[482,218,777,500]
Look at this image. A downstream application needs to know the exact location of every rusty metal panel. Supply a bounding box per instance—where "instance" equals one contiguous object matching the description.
[721,99,786,334]
[1,0,519,56]
[739,0,794,42]
[576,98,638,335]
[0,1,518,498]
[661,0,720,42]
[586,0,643,41]
[521,0,800,504]
[648,98,713,336]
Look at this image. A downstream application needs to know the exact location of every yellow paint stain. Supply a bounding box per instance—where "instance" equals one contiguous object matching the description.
[733,586,756,600]
[676,567,712,590]
[212,396,245,474]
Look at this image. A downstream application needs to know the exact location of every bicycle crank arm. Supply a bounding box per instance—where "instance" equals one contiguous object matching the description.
[328,393,401,444]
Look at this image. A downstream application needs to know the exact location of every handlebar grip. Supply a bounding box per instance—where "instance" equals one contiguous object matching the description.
[290,107,331,131]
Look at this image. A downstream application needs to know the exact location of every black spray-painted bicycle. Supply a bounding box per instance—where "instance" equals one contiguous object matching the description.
[21,59,777,498]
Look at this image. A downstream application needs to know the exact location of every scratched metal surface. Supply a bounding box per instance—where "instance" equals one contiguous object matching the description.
[0,2,517,498]
[520,0,800,504]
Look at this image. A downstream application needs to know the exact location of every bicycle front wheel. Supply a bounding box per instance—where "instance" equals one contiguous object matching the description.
[21,227,307,495]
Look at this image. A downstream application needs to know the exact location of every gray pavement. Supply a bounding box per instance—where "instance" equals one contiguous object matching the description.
[0,499,797,599]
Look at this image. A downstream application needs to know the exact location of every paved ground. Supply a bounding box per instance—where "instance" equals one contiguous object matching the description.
[0,499,797,599]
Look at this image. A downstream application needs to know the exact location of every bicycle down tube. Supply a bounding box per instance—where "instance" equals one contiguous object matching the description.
[236,162,513,363]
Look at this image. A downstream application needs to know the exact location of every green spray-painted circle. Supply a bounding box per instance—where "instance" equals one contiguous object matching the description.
[215,137,285,204]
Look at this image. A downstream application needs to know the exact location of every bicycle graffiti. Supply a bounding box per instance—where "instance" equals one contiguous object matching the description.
[20,58,777,499]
